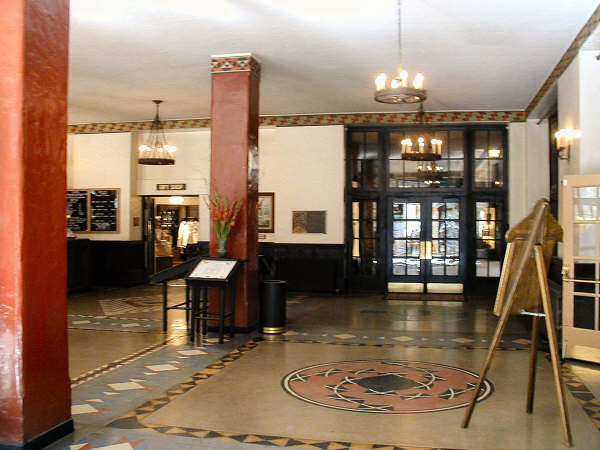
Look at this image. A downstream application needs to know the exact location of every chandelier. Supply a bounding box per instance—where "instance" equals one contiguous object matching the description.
[138,100,176,165]
[401,104,443,161]
[374,0,426,104]
[418,161,446,185]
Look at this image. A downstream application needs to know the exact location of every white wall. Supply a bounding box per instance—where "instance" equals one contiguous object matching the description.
[136,129,211,196]
[507,120,549,226]
[67,133,140,240]
[259,125,345,244]
[578,50,600,174]
[557,53,581,177]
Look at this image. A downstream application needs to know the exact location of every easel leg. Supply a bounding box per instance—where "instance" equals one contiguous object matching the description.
[218,287,225,344]
[526,313,539,413]
[229,280,236,338]
[162,282,168,333]
[462,297,515,428]
[534,246,572,446]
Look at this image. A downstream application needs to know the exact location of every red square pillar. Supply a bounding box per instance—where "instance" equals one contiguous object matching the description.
[209,54,261,330]
[0,0,72,446]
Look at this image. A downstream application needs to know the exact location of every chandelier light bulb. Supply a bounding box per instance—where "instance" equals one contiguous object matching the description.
[413,73,424,89]
[375,73,387,91]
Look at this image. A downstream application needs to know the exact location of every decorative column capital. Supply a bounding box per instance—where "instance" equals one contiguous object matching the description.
[210,53,261,77]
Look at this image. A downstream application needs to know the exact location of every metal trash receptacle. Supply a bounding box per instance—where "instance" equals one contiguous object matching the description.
[260,280,287,334]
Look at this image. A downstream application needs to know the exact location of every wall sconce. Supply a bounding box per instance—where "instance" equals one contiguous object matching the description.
[488,148,502,159]
[554,127,581,161]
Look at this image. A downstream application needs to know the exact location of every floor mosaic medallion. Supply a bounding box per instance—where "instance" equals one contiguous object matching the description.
[282,359,493,414]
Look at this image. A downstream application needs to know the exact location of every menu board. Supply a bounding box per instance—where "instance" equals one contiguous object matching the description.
[67,190,89,231]
[90,189,119,232]
[188,259,238,280]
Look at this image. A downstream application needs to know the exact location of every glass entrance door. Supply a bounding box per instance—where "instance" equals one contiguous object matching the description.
[388,196,463,293]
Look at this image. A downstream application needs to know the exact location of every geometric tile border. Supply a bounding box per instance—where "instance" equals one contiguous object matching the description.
[562,362,600,432]
[71,337,176,387]
[106,337,600,448]
[278,331,533,351]
[107,339,446,449]
[68,110,527,134]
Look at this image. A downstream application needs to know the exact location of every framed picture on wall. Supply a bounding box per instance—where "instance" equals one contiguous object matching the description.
[292,210,326,234]
[258,192,275,233]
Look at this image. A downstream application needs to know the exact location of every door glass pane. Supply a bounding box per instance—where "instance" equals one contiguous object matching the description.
[574,295,595,330]
[407,203,420,219]
[432,240,443,257]
[406,221,421,238]
[446,203,459,219]
[475,201,503,277]
[407,240,420,257]
[446,221,459,239]
[432,259,444,275]
[407,258,420,275]
[574,186,599,220]
[393,221,407,238]
[393,240,407,257]
[393,258,406,275]
[432,221,443,238]
[446,240,459,257]
[351,200,379,277]
[350,132,379,188]
[446,259,459,276]
[574,224,599,256]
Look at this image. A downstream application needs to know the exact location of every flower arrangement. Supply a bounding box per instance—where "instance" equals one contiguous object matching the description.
[206,191,243,242]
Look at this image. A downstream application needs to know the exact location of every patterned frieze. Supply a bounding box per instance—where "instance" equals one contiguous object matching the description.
[68,110,525,134]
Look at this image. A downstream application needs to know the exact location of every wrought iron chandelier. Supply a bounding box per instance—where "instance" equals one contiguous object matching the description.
[374,0,426,104]
[401,104,443,161]
[418,161,446,185]
[138,100,176,165]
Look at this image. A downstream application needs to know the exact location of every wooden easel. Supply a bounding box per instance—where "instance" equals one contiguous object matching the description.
[461,199,572,446]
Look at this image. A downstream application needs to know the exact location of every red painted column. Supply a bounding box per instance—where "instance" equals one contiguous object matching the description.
[210,54,260,330]
[0,0,72,446]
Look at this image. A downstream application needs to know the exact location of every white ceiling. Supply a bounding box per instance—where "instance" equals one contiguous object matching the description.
[68,0,600,124]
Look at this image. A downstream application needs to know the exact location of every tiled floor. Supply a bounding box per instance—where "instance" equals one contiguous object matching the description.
[48,283,600,449]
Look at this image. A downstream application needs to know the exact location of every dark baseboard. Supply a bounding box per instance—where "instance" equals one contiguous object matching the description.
[0,418,73,450]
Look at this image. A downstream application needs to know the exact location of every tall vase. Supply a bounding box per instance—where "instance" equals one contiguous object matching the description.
[217,237,228,258]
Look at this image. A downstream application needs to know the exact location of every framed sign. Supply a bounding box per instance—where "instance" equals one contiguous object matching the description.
[292,210,326,234]
[258,192,275,233]
[67,190,89,232]
[187,258,239,281]
[89,189,119,232]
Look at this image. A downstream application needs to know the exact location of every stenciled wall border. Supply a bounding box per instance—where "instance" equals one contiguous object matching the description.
[68,110,525,134]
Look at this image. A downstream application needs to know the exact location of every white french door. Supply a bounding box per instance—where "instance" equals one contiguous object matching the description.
[562,174,600,363]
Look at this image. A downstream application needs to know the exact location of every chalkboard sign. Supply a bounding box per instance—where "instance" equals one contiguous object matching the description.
[90,189,119,232]
[67,190,89,231]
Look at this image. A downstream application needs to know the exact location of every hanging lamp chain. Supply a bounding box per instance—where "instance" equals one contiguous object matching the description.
[397,0,403,70]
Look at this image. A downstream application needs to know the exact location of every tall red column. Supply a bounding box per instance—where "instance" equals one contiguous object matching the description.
[210,54,260,330]
[0,0,72,446]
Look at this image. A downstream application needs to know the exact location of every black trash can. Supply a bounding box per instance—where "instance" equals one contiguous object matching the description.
[260,280,287,334]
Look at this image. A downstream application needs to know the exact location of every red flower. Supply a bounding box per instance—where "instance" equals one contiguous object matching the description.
[230,221,236,227]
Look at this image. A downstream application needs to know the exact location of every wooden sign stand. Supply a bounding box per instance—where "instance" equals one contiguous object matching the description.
[461,199,572,446]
